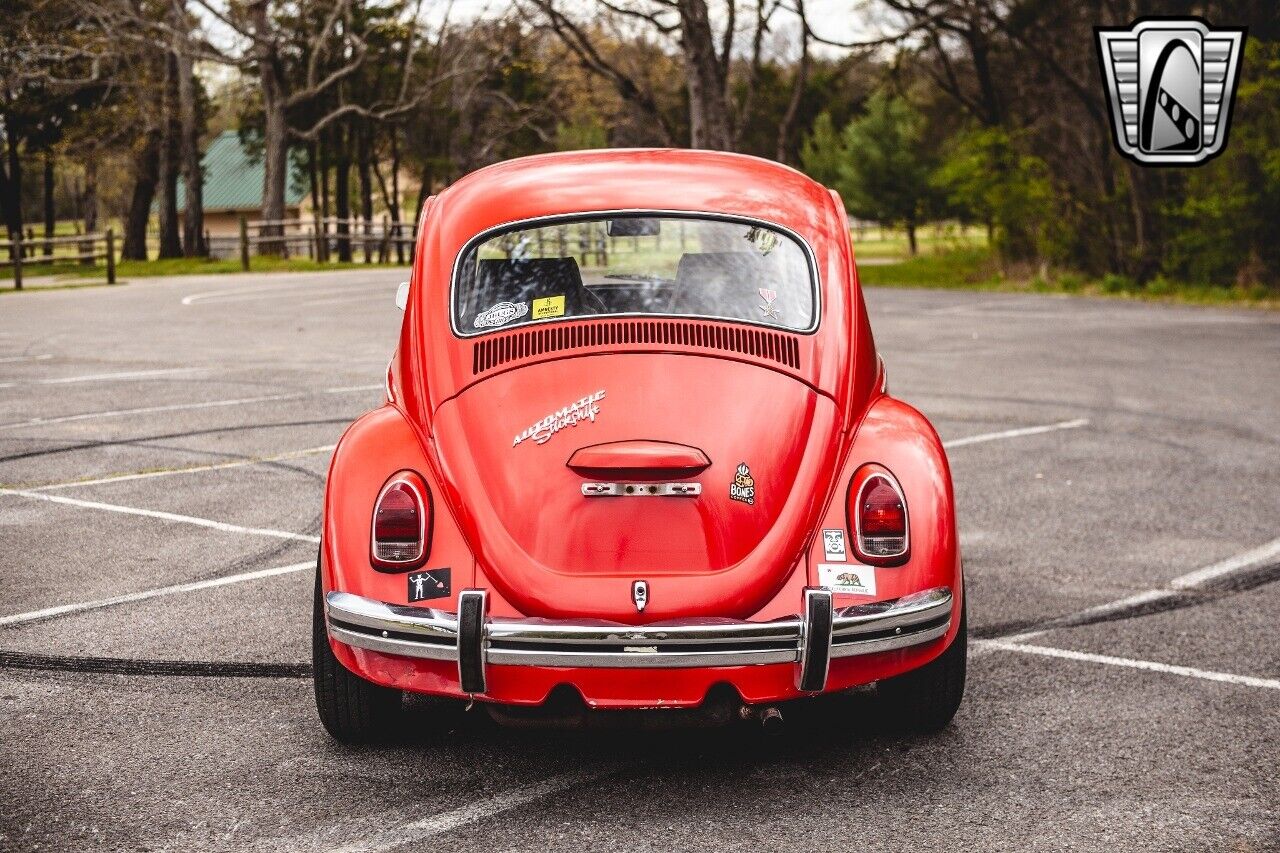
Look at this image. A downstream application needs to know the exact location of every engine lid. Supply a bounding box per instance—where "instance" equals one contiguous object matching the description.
[431,352,843,620]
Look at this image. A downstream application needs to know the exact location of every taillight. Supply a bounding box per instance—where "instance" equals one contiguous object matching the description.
[371,471,431,569]
[847,468,909,565]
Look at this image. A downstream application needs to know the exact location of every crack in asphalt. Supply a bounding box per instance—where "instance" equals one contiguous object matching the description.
[0,650,310,678]
[0,417,352,466]
[971,560,1280,639]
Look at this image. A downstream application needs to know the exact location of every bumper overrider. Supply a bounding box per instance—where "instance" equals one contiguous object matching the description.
[326,586,954,695]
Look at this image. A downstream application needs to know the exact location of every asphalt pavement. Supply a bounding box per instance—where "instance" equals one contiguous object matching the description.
[1,269,1277,852]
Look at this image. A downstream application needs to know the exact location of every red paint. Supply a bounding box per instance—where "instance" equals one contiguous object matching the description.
[566,440,712,478]
[323,149,962,709]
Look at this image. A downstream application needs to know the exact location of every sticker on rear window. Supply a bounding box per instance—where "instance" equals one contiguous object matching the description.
[532,294,565,319]
[474,301,528,328]
[758,288,779,320]
[818,564,875,596]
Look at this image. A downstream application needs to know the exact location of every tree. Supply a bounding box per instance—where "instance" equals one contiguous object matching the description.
[521,0,784,150]
[0,0,111,255]
[190,0,452,252]
[829,91,939,255]
[799,111,843,187]
[1163,37,1280,288]
[933,126,1052,264]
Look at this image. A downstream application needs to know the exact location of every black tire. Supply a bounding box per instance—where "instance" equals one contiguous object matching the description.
[877,600,967,734]
[312,563,403,743]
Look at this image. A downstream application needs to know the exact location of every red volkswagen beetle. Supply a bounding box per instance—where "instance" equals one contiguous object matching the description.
[314,149,965,741]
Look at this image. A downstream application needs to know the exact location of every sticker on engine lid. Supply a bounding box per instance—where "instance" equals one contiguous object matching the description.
[729,462,756,505]
[822,529,847,562]
[408,568,451,603]
[532,294,565,319]
[819,564,875,596]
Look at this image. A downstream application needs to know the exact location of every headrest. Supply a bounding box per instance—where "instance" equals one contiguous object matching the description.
[670,252,771,318]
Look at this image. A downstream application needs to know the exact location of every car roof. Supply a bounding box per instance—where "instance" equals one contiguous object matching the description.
[431,149,836,246]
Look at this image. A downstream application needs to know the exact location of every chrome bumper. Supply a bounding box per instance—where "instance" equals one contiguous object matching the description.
[325,585,953,695]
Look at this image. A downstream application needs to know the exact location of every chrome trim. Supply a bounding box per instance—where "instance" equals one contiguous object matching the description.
[324,586,952,672]
[832,587,952,638]
[830,621,951,659]
[484,616,801,645]
[328,625,457,662]
[326,591,458,641]
[487,647,798,668]
[448,209,823,339]
[582,482,702,497]
[796,587,834,692]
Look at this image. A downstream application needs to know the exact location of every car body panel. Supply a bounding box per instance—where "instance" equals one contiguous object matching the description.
[323,149,962,709]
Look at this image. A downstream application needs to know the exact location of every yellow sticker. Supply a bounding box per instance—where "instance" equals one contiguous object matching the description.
[532,294,566,319]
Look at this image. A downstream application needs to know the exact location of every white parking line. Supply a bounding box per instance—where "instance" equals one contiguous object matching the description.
[943,418,1090,449]
[1170,536,1280,589]
[182,283,388,306]
[979,640,1280,690]
[0,384,381,431]
[26,445,336,491]
[0,353,53,364]
[981,534,1280,650]
[180,282,333,306]
[311,769,608,853]
[32,368,203,385]
[0,488,320,544]
[0,561,311,627]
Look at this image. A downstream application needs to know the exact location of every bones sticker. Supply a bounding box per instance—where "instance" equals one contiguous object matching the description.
[729,462,756,505]
[474,301,529,329]
[513,390,605,447]
[822,529,848,562]
[408,568,451,603]
[818,564,875,596]
[758,288,780,320]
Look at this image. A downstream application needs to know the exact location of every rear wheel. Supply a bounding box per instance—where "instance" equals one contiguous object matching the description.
[877,600,967,734]
[312,562,402,743]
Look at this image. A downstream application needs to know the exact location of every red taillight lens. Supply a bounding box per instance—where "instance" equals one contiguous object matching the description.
[371,472,431,569]
[848,469,909,565]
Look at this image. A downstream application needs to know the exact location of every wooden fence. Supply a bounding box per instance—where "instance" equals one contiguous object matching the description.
[2,230,116,290]
[222,216,415,269]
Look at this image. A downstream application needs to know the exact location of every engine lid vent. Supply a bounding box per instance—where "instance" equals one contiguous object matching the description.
[472,319,801,375]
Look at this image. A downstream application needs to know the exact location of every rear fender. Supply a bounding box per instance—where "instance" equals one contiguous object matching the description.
[806,394,963,684]
[322,405,476,613]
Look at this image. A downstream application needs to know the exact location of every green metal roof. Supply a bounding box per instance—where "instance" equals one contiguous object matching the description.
[176,130,308,212]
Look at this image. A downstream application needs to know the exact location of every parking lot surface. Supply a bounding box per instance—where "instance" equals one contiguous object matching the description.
[2,270,1278,851]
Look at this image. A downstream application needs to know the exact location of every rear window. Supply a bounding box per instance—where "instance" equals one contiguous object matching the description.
[452,214,816,336]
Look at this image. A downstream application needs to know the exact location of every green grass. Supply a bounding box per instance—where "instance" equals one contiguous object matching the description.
[859,248,999,289]
[859,247,1280,308]
[851,224,989,260]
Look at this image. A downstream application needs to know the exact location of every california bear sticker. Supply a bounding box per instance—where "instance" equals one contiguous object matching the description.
[408,568,451,603]
[729,462,756,505]
[818,564,876,596]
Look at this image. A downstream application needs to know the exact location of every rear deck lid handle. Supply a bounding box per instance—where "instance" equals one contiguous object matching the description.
[567,440,711,479]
